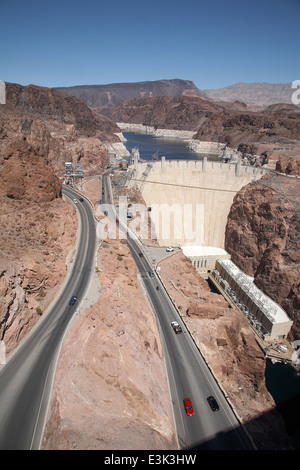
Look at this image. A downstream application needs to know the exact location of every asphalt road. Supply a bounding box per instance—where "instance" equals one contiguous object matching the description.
[102,173,254,450]
[127,235,253,450]
[0,186,96,449]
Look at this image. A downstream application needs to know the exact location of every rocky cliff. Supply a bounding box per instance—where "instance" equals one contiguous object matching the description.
[0,82,120,355]
[225,164,300,341]
[1,82,122,176]
[193,102,300,149]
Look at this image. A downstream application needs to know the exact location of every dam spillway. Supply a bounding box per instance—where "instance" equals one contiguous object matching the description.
[130,157,265,248]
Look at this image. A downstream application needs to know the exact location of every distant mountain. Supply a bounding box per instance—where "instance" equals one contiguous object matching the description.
[204,82,296,108]
[54,79,210,108]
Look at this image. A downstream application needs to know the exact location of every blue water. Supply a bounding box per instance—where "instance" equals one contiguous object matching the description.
[122,131,220,161]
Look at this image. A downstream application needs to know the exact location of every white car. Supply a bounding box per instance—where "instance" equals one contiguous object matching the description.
[73,198,78,204]
[166,247,174,252]
[171,321,182,334]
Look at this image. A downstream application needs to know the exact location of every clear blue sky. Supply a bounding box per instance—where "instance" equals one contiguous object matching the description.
[0,0,299,90]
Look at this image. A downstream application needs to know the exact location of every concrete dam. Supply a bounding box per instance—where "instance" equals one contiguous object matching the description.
[129,157,265,248]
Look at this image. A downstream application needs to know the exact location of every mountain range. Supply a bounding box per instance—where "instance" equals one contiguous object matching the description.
[204,82,296,109]
[55,79,296,109]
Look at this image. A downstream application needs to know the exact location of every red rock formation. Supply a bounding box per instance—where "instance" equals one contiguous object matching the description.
[4,82,120,141]
[1,137,61,202]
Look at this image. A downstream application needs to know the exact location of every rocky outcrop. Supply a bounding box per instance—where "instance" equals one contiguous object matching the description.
[0,196,77,355]
[0,82,123,177]
[4,82,120,141]
[225,171,300,341]
[1,137,61,202]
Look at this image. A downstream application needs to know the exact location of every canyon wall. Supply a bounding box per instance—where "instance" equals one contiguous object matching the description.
[225,164,300,341]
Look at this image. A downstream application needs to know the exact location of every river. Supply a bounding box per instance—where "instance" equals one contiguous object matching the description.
[122,131,220,161]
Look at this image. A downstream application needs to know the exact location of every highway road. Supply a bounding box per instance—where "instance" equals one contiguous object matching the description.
[0,186,96,449]
[127,236,253,450]
[102,173,254,450]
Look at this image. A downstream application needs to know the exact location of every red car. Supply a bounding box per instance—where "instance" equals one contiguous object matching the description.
[183,398,194,416]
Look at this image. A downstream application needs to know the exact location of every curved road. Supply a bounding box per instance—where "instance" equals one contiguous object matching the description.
[0,186,96,449]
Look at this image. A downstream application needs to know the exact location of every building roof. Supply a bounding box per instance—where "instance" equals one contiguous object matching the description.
[217,259,292,325]
[182,245,229,257]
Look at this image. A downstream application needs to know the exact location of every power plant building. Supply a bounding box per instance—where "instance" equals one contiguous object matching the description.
[213,259,293,341]
[182,246,230,277]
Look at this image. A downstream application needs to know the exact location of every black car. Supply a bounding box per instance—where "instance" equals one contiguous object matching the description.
[148,270,154,277]
[139,252,144,257]
[69,296,78,306]
[207,396,219,411]
[79,197,84,202]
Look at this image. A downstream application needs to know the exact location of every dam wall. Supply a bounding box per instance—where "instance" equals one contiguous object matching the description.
[131,158,265,248]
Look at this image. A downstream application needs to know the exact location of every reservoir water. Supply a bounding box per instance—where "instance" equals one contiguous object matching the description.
[122,131,219,161]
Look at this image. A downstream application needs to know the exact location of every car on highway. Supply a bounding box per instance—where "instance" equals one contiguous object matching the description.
[73,199,78,204]
[207,395,219,411]
[166,246,174,252]
[69,296,78,306]
[139,252,144,257]
[171,321,182,334]
[148,270,154,277]
[79,197,84,202]
[183,398,194,416]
